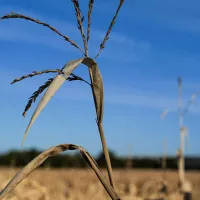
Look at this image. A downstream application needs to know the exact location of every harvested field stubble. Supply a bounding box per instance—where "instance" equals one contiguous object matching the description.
[0,168,199,200]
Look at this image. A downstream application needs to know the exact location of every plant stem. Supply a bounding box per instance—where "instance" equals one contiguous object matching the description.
[97,121,114,188]
[84,21,114,186]
[87,65,114,188]
[177,77,185,187]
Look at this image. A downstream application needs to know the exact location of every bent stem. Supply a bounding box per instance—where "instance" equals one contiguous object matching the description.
[88,67,114,188]
[0,144,120,200]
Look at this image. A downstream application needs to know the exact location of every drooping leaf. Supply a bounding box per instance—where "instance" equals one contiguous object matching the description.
[22,58,104,146]
[21,74,66,146]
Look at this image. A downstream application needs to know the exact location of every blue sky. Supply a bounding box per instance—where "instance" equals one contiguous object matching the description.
[1,0,200,157]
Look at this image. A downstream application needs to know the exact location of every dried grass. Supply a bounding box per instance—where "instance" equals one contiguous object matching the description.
[10,69,61,85]
[87,0,94,43]
[22,78,54,117]
[0,144,119,200]
[21,58,103,146]
[95,0,125,59]
[1,13,85,55]
[71,0,88,56]
[11,69,90,117]
[0,0,126,199]
[1,169,199,200]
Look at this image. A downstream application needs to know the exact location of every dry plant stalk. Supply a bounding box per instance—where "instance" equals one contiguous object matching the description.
[95,0,125,59]
[20,57,104,151]
[0,0,125,198]
[0,144,120,200]
[11,69,89,117]
[1,12,85,55]
[71,0,88,56]
[11,69,61,84]
[87,0,94,42]
[70,0,125,188]
[22,78,54,117]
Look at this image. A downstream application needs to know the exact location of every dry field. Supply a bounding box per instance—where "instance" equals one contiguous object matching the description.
[0,168,200,200]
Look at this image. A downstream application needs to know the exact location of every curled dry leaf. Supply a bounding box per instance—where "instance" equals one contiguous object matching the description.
[22,57,104,146]
[0,144,120,200]
[88,61,104,123]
